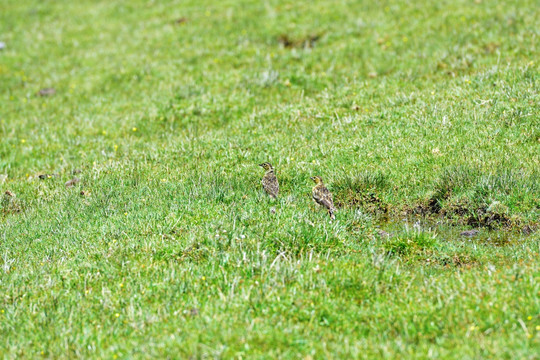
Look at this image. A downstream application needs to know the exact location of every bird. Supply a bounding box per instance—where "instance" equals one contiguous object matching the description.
[259,162,279,199]
[310,176,336,220]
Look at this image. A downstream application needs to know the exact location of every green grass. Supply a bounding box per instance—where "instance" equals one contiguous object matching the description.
[1,0,539,358]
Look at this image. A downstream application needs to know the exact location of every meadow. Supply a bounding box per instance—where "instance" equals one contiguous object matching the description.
[0,0,539,358]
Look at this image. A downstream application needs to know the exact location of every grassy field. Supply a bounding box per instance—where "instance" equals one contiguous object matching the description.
[1,0,539,358]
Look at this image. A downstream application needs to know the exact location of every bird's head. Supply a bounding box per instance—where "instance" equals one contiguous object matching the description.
[259,162,273,171]
[310,176,323,184]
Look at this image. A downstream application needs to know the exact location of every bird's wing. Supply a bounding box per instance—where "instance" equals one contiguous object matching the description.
[312,188,323,202]
[321,186,332,198]
[263,173,279,197]
[270,173,279,189]
[316,187,335,209]
[320,198,334,210]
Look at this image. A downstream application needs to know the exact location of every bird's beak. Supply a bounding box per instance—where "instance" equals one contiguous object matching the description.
[310,177,315,181]
[258,164,264,167]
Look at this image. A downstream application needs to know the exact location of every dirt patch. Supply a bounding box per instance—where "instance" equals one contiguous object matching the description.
[413,199,514,230]
[465,207,512,229]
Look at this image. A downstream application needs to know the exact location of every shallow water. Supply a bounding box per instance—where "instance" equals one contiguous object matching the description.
[375,219,529,246]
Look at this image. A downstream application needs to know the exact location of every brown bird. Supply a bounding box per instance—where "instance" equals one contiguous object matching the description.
[259,162,279,199]
[311,176,336,220]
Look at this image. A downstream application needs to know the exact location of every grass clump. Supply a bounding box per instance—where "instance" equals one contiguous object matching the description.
[382,228,438,257]
[420,167,539,228]
[333,171,390,214]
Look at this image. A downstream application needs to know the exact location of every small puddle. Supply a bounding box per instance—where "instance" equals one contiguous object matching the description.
[375,219,529,246]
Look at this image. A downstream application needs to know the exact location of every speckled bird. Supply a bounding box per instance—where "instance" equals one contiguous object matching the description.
[259,162,279,199]
[311,176,336,220]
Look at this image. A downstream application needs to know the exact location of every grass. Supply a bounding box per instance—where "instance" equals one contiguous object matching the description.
[1,0,539,358]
